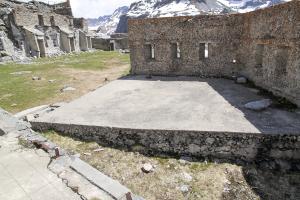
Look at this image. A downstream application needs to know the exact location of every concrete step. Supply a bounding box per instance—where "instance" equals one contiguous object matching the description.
[70,157,133,200]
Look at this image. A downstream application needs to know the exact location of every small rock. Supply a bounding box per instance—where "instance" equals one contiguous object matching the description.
[244,99,272,111]
[235,76,247,84]
[83,152,92,156]
[205,137,215,145]
[180,185,189,193]
[141,163,154,173]
[93,148,105,152]
[48,79,56,83]
[11,103,17,107]
[61,86,76,92]
[32,76,41,81]
[104,77,108,82]
[182,172,193,182]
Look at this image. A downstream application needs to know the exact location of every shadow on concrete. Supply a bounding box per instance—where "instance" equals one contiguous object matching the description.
[118,75,300,199]
[120,75,300,135]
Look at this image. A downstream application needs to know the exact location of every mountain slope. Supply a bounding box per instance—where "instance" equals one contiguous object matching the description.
[91,0,290,35]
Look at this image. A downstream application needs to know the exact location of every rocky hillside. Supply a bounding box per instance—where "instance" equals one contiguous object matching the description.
[89,0,290,36]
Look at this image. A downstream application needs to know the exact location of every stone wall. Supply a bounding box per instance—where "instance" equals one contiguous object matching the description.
[31,121,300,170]
[0,0,91,60]
[128,1,300,106]
[91,38,110,50]
[12,3,71,29]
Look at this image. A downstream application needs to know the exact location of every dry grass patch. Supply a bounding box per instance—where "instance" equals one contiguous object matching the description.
[42,131,260,200]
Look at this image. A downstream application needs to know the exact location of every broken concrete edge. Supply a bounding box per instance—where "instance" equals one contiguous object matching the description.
[30,121,300,171]
[0,108,140,200]
[70,157,132,200]
[14,103,67,120]
[14,105,50,119]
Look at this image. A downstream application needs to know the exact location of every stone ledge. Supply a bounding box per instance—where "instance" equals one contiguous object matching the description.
[31,121,300,171]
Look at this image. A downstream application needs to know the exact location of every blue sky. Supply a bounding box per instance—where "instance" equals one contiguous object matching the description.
[20,0,137,18]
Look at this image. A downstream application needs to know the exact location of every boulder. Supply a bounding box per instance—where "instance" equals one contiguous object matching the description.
[244,99,272,111]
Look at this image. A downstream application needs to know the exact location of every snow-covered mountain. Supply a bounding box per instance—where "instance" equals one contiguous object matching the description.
[87,6,129,35]
[90,0,290,36]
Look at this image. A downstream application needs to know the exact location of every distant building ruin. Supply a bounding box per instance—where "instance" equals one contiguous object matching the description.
[128,0,300,107]
[0,0,92,61]
[92,33,129,52]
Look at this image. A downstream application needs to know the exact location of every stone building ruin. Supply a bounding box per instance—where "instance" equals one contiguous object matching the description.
[0,0,92,61]
[128,0,300,107]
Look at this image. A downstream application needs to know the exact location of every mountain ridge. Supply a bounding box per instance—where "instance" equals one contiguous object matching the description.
[88,0,290,36]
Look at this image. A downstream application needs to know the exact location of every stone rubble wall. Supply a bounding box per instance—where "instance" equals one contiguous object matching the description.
[31,121,300,170]
[0,0,92,61]
[128,1,300,107]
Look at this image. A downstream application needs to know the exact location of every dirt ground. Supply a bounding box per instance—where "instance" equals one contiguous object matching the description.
[44,64,129,105]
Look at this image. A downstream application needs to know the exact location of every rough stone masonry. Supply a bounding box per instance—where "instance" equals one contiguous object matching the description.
[128,0,300,107]
[0,0,93,61]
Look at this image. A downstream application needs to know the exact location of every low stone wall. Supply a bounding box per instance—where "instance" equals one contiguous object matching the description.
[31,121,300,170]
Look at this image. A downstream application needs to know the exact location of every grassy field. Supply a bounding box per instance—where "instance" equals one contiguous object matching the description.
[0,51,130,113]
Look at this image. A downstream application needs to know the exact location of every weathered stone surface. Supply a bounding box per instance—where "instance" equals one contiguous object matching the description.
[70,157,132,199]
[61,86,76,92]
[244,99,272,111]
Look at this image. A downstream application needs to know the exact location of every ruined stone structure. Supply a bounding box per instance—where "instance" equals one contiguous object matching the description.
[92,33,129,51]
[128,0,300,107]
[0,0,92,61]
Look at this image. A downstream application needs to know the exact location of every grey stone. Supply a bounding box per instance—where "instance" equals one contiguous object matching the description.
[48,80,56,83]
[70,157,131,199]
[32,76,41,80]
[205,137,215,145]
[141,163,154,173]
[236,76,247,84]
[180,185,189,193]
[244,99,272,111]
[61,86,76,92]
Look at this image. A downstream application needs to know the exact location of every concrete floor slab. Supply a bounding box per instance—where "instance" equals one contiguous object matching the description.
[34,76,300,134]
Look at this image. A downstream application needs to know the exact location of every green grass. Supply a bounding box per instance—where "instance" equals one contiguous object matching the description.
[0,51,130,113]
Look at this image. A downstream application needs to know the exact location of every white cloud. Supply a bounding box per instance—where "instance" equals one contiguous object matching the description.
[18,0,137,18]
[70,0,136,18]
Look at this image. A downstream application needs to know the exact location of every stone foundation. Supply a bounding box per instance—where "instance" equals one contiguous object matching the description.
[31,122,300,170]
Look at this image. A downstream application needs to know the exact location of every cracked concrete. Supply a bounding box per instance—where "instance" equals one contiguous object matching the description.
[0,108,138,200]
